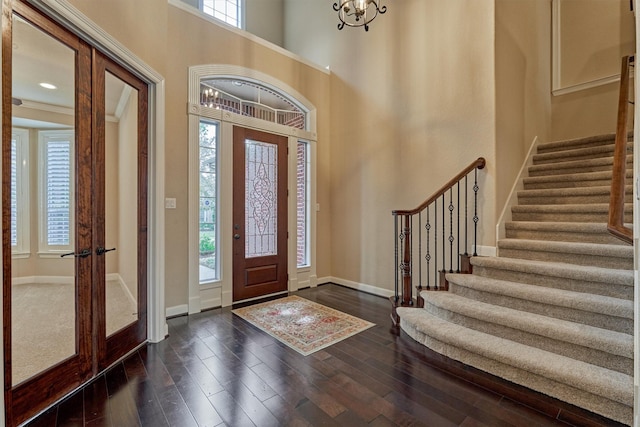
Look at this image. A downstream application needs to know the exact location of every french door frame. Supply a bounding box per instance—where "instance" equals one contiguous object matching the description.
[0,0,166,425]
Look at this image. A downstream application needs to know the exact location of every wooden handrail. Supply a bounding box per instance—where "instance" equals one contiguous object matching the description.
[393,157,486,216]
[608,55,633,245]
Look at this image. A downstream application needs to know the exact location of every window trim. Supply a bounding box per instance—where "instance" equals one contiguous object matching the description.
[296,140,310,268]
[37,129,75,257]
[11,128,30,258]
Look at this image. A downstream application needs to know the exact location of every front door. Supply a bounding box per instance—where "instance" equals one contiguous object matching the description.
[232,127,288,301]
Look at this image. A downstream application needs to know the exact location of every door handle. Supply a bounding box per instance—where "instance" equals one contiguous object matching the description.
[96,247,116,256]
[60,248,92,258]
[234,234,241,240]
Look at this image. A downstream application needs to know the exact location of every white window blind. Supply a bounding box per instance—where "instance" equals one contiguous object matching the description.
[11,128,30,256]
[39,130,74,254]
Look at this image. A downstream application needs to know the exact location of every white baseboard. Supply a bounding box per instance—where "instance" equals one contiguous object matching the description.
[106,273,137,306]
[166,304,188,318]
[12,275,74,286]
[318,276,394,298]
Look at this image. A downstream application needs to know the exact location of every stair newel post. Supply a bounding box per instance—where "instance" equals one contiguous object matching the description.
[401,215,413,306]
[393,212,399,303]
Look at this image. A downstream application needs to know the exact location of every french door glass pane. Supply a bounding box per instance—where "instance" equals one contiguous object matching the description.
[245,139,277,258]
[199,121,218,283]
[105,71,139,337]
[11,14,76,386]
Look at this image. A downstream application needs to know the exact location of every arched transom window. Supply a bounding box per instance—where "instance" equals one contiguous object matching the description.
[200,78,308,130]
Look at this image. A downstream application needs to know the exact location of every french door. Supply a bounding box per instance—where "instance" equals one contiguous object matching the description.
[2,2,148,425]
[232,127,288,301]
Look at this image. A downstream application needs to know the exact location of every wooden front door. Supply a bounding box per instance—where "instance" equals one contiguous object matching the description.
[232,127,288,301]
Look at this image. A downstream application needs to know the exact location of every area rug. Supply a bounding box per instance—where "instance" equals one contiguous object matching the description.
[232,295,375,356]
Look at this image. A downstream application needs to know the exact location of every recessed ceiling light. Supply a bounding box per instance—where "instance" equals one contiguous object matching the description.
[39,82,57,90]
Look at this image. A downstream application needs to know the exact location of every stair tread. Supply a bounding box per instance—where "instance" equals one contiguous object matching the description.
[506,221,610,232]
[528,155,630,172]
[420,290,632,358]
[536,133,617,153]
[498,238,633,258]
[511,203,632,212]
[445,272,633,319]
[397,307,633,406]
[470,256,633,286]
[532,142,630,164]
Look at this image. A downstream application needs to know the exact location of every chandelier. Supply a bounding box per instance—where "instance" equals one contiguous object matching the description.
[333,0,387,31]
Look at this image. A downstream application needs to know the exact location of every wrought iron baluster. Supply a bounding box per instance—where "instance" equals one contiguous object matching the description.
[418,212,422,294]
[448,188,454,273]
[434,199,438,290]
[456,181,461,272]
[441,194,445,275]
[465,175,468,256]
[473,168,480,256]
[425,208,431,290]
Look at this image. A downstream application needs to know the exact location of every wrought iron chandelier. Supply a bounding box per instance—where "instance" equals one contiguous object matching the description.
[333,0,387,31]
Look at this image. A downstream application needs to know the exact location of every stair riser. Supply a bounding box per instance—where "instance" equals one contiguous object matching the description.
[532,143,632,165]
[470,265,632,300]
[504,228,626,245]
[449,284,632,334]
[523,179,614,190]
[527,158,632,177]
[400,319,632,426]
[537,136,619,154]
[423,302,632,376]
[511,211,633,223]
[517,194,632,205]
[498,248,633,270]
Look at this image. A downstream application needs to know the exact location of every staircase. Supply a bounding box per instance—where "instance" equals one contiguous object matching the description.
[397,133,634,425]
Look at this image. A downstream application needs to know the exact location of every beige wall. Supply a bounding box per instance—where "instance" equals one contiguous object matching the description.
[116,91,139,299]
[551,0,635,140]
[246,0,284,47]
[65,0,332,309]
[320,0,498,292]
[495,0,552,211]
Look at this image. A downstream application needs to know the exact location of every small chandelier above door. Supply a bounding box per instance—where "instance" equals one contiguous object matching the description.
[333,0,387,31]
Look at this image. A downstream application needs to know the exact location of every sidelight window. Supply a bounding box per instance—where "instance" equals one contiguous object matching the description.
[199,120,219,283]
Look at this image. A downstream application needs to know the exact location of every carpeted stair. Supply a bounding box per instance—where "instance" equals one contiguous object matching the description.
[397,133,634,425]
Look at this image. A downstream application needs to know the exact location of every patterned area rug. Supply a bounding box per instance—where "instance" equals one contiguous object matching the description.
[232,295,375,356]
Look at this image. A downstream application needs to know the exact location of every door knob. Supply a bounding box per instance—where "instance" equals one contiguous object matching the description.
[60,248,91,258]
[96,247,116,256]
[234,234,241,240]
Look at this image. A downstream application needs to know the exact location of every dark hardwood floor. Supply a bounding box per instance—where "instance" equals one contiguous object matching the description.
[25,284,624,427]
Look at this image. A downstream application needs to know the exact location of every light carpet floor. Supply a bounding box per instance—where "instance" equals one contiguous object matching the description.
[11,280,137,385]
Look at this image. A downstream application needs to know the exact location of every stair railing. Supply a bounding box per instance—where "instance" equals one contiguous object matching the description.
[391,157,486,325]
[608,55,634,244]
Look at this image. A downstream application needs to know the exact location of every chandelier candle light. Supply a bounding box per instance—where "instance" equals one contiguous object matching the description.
[333,0,387,31]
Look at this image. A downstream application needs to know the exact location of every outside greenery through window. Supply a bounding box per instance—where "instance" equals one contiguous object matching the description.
[199,121,218,283]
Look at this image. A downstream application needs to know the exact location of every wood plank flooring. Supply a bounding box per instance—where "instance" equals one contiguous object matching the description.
[24,284,624,427]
